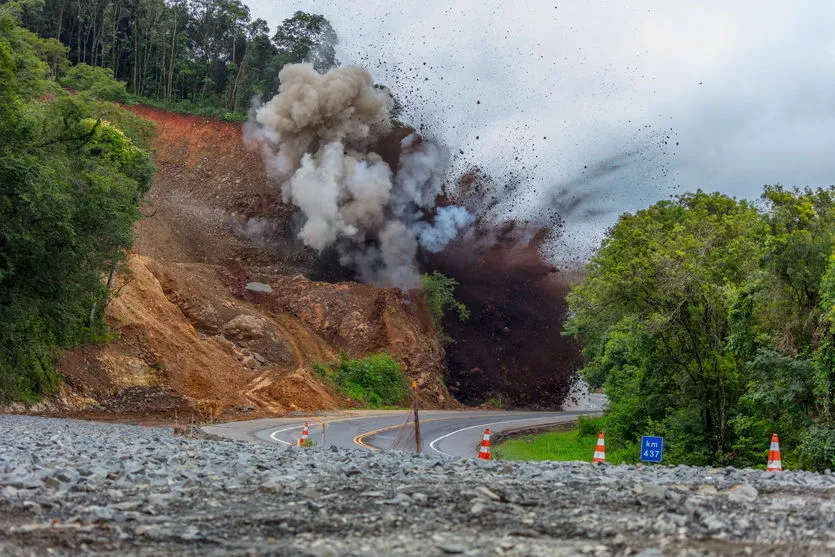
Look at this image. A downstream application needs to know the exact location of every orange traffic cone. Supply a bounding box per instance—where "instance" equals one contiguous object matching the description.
[592,431,606,463]
[478,428,491,460]
[299,422,310,447]
[767,433,782,472]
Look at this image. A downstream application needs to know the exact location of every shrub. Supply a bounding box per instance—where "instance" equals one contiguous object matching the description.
[314,352,409,407]
[60,63,128,102]
[421,271,469,330]
[798,425,835,472]
[130,95,247,122]
[576,415,603,438]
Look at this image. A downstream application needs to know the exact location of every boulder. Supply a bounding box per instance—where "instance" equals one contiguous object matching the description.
[221,315,268,341]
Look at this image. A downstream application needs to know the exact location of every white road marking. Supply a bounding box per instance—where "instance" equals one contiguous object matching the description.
[267,409,605,454]
[266,414,391,446]
[269,425,303,446]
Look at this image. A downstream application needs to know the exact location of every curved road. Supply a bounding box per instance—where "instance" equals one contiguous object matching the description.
[205,394,606,459]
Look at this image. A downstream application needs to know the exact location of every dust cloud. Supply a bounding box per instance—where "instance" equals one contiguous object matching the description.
[245,63,474,288]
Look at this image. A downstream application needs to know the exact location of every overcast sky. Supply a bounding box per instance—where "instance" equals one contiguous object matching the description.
[247,1,835,257]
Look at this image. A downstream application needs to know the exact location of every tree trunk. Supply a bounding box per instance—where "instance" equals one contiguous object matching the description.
[167,10,178,100]
[110,2,121,74]
[131,14,140,93]
[90,247,120,326]
[230,42,249,110]
[76,2,83,64]
[89,7,97,67]
[56,0,66,40]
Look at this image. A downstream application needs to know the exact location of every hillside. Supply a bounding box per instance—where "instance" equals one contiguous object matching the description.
[39,107,452,420]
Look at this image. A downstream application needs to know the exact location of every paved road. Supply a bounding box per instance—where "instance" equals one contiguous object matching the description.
[205,394,607,458]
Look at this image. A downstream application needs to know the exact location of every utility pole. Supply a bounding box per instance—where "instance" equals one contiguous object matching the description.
[412,381,422,454]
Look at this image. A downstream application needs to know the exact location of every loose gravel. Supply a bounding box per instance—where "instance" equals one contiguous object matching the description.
[1,415,834,556]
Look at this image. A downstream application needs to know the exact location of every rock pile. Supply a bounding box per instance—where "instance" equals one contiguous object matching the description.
[1,415,834,556]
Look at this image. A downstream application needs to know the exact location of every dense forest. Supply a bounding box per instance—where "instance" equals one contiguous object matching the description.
[568,187,835,471]
[0,1,155,401]
[14,0,338,118]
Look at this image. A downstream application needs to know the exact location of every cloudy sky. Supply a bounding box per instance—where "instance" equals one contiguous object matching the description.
[247,0,835,257]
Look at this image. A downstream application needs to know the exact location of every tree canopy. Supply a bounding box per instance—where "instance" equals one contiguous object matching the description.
[16,1,339,116]
[567,187,835,471]
[1,2,153,402]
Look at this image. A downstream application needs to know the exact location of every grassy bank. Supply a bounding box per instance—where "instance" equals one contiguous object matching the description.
[494,416,636,463]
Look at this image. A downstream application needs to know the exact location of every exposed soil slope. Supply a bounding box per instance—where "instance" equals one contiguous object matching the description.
[49,107,451,418]
[59,256,342,416]
[129,105,309,271]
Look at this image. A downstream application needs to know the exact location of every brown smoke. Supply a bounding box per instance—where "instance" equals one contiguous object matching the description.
[423,167,583,409]
[429,224,582,409]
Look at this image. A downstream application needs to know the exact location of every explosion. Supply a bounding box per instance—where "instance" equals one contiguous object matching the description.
[431,225,581,408]
[245,63,473,288]
[245,63,582,409]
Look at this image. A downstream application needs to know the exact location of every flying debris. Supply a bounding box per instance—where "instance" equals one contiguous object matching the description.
[245,64,474,289]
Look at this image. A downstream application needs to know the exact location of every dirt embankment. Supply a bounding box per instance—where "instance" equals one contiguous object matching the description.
[128,105,309,271]
[44,106,451,420]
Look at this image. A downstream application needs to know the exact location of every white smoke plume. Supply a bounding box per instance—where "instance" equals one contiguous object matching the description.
[416,206,476,253]
[245,63,473,288]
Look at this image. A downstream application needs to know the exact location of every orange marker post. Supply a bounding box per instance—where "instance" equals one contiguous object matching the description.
[767,433,782,472]
[299,422,310,447]
[478,428,491,460]
[592,432,606,463]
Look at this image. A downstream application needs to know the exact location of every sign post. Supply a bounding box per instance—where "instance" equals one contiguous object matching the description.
[640,436,664,463]
[412,381,422,454]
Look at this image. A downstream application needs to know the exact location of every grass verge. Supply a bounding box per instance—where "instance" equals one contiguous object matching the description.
[494,416,637,463]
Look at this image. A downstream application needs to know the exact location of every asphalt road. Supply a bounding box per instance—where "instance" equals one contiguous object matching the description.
[205,394,607,459]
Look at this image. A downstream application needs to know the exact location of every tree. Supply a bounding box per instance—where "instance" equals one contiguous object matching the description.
[567,191,764,464]
[0,5,153,402]
[421,271,469,342]
[272,11,337,73]
[568,185,835,470]
[19,1,339,114]
[727,186,835,469]
[59,62,127,100]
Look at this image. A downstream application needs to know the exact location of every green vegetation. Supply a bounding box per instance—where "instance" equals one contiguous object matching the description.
[495,417,634,463]
[18,1,338,116]
[486,396,503,409]
[421,271,470,331]
[314,353,410,408]
[130,95,246,122]
[567,187,835,471]
[60,63,127,102]
[0,4,153,402]
[495,429,590,462]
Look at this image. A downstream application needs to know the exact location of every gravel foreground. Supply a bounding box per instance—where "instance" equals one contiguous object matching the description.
[1,416,834,557]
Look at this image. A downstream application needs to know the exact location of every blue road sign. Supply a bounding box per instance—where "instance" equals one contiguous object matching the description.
[640,436,664,462]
